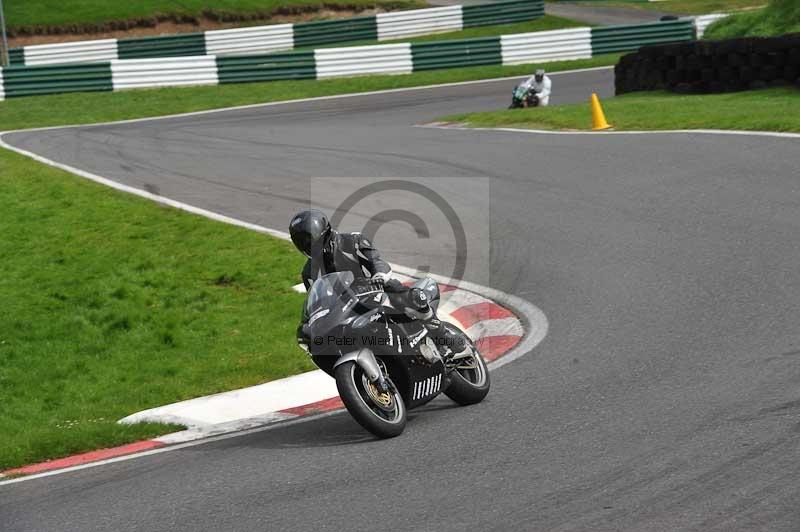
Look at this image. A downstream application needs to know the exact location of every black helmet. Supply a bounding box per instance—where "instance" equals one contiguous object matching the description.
[289,210,331,257]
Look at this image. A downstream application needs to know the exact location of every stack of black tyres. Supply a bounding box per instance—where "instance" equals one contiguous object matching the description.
[615,33,800,95]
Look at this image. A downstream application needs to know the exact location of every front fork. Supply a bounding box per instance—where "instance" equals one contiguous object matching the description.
[333,348,390,392]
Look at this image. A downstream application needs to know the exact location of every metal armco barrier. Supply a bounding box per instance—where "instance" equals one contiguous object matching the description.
[216,51,317,84]
[501,27,591,65]
[294,16,378,48]
[411,37,502,71]
[8,48,23,66]
[7,0,544,66]
[693,14,727,39]
[118,33,207,60]
[590,20,694,55]
[376,6,463,41]
[111,56,218,90]
[1,17,719,101]
[462,0,544,28]
[315,43,413,78]
[204,24,294,56]
[2,62,112,98]
[20,38,118,66]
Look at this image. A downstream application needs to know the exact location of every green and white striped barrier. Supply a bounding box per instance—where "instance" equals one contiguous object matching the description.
[7,0,544,67]
[1,18,704,101]
[693,14,727,39]
[591,19,694,55]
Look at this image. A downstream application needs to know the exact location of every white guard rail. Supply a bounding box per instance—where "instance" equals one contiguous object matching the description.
[693,14,728,39]
[315,43,413,79]
[204,24,294,56]
[23,39,119,66]
[376,6,463,41]
[111,56,219,90]
[501,27,592,65]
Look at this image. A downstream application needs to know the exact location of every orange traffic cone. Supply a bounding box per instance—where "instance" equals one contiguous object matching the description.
[590,93,612,131]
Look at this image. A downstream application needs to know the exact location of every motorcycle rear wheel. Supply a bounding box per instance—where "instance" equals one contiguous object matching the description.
[444,335,490,405]
[335,361,407,438]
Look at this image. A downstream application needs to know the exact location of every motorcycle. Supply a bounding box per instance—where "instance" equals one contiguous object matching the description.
[509,84,540,109]
[297,271,490,438]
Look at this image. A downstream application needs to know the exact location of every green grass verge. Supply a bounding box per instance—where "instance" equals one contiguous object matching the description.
[0,55,620,131]
[6,0,418,29]
[704,0,800,38]
[440,87,800,132]
[547,0,766,16]
[0,146,310,470]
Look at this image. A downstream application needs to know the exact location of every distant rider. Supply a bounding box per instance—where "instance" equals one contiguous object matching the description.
[289,209,467,360]
[522,68,552,107]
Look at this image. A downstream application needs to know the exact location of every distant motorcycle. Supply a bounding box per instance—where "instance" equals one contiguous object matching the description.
[509,84,540,109]
[297,272,490,438]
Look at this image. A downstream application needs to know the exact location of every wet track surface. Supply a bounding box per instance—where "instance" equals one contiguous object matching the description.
[3,67,800,531]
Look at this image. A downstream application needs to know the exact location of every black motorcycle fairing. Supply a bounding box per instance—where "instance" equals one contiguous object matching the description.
[300,272,449,410]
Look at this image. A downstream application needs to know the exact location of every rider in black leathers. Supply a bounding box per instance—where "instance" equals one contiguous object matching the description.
[290,209,467,359]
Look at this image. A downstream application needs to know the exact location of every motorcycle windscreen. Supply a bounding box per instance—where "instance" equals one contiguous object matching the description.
[305,271,358,338]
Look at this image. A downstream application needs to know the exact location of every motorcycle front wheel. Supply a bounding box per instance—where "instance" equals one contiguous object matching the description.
[334,361,407,438]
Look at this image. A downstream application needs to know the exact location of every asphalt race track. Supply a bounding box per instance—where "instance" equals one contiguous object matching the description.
[3,67,800,531]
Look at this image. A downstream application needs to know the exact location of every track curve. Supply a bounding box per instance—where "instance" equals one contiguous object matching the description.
[2,68,800,531]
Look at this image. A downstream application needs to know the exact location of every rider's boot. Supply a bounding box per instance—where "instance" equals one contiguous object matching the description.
[425,319,470,364]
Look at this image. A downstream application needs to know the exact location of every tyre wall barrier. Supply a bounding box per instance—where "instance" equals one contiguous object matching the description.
[615,33,800,95]
[7,0,543,66]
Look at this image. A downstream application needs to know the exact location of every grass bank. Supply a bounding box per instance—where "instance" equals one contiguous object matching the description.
[704,0,800,39]
[6,0,420,32]
[550,0,767,16]
[0,147,310,471]
[440,88,800,133]
[0,55,620,131]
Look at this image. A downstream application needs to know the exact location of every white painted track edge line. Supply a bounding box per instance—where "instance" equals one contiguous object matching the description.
[0,410,344,487]
[419,124,800,140]
[0,66,614,137]
[0,136,291,241]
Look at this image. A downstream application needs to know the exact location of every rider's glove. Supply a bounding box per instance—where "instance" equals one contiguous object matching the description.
[384,278,405,293]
